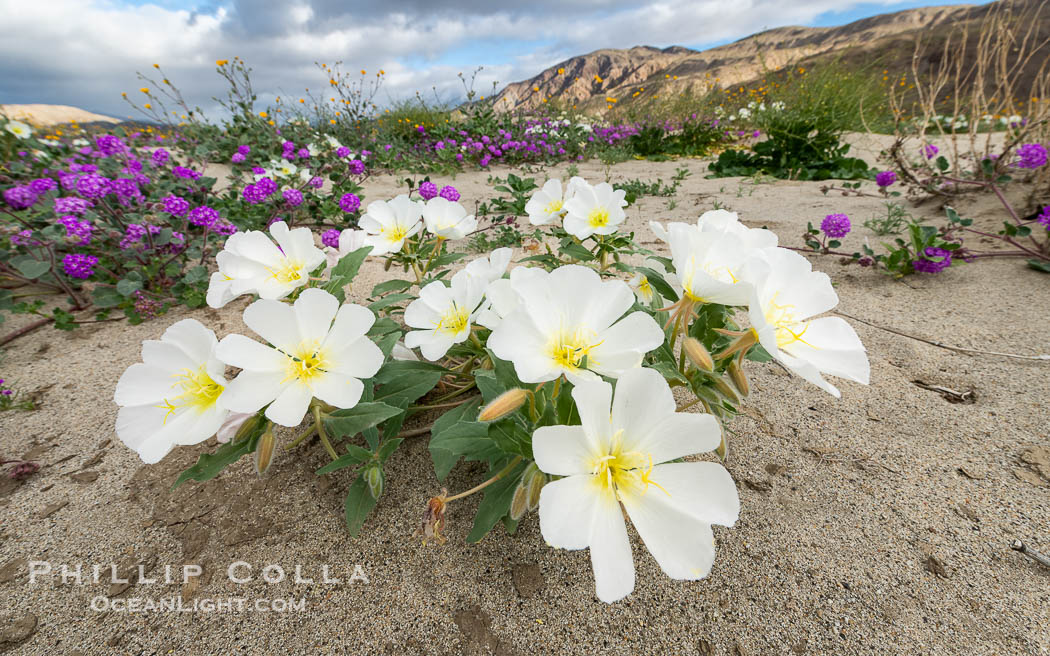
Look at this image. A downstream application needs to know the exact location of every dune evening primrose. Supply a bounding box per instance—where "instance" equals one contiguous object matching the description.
[114,319,229,463]
[562,181,628,240]
[628,258,666,304]
[206,221,326,308]
[4,120,32,139]
[665,222,753,306]
[215,289,384,427]
[524,178,569,225]
[534,367,739,603]
[463,247,513,285]
[422,197,478,240]
[404,270,486,360]
[359,194,424,256]
[488,265,663,384]
[744,247,870,397]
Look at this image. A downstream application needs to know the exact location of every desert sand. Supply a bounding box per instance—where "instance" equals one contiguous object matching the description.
[1,138,1048,655]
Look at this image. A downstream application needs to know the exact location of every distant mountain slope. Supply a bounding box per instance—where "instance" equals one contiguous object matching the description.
[493,0,1045,113]
[0,104,120,127]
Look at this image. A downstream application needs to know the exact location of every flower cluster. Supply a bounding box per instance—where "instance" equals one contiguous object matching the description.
[62,253,98,279]
[820,213,851,238]
[1014,143,1048,169]
[875,170,896,187]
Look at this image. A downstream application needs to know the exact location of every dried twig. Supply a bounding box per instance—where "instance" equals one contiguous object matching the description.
[1011,540,1050,569]
[834,310,1050,362]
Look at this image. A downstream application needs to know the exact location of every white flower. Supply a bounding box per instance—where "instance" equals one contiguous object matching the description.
[306,143,320,157]
[216,289,384,427]
[324,228,368,269]
[114,319,229,463]
[564,175,590,200]
[534,367,739,603]
[359,195,424,256]
[392,341,419,361]
[272,159,297,177]
[4,120,32,139]
[404,271,486,360]
[697,209,778,249]
[216,412,254,443]
[666,222,753,306]
[325,134,343,150]
[737,107,751,119]
[298,169,313,183]
[488,265,663,384]
[475,266,544,330]
[463,247,512,285]
[72,138,89,146]
[207,221,326,308]
[629,258,666,304]
[524,179,568,225]
[562,181,627,240]
[745,247,870,397]
[422,197,478,240]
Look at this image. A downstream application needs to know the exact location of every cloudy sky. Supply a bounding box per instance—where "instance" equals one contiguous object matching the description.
[1,0,981,120]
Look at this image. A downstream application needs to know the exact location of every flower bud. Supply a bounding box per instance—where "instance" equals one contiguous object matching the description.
[712,376,740,405]
[683,337,714,372]
[525,467,546,511]
[254,428,276,476]
[478,388,528,422]
[728,361,750,397]
[218,412,258,444]
[365,465,384,500]
[510,463,546,520]
[510,482,529,521]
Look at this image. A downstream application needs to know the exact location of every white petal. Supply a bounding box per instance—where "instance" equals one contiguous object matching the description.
[293,288,339,344]
[221,370,286,413]
[242,299,300,352]
[310,372,364,409]
[265,383,314,427]
[572,378,613,452]
[587,488,635,603]
[533,425,597,477]
[641,461,740,527]
[160,319,217,364]
[215,335,286,371]
[779,316,870,385]
[538,474,597,550]
[623,492,718,581]
[327,336,384,379]
[326,303,376,344]
[141,340,195,373]
[114,363,179,406]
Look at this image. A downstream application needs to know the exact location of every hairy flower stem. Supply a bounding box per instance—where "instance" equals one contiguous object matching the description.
[284,422,318,450]
[313,405,339,461]
[444,455,523,504]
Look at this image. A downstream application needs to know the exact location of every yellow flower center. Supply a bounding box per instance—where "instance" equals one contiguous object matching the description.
[591,431,669,500]
[544,199,563,216]
[548,328,602,371]
[434,302,471,336]
[636,276,652,301]
[158,365,224,421]
[284,340,330,384]
[267,259,305,284]
[382,224,408,243]
[764,293,812,349]
[587,206,610,228]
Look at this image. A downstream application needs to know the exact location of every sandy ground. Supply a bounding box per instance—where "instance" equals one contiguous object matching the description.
[1,138,1049,655]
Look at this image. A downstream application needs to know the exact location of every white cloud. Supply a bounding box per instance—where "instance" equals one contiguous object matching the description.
[0,0,905,119]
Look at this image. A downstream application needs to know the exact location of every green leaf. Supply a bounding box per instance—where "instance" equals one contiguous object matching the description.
[12,257,50,280]
[92,286,124,308]
[635,266,678,301]
[487,420,533,458]
[559,242,595,261]
[172,433,261,489]
[376,438,403,463]
[1026,259,1050,273]
[315,445,372,475]
[371,278,413,296]
[116,278,143,297]
[466,459,526,543]
[373,361,444,407]
[344,474,379,537]
[368,293,414,312]
[324,402,403,440]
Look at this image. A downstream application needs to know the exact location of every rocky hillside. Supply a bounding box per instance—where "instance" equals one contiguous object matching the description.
[492,0,1044,113]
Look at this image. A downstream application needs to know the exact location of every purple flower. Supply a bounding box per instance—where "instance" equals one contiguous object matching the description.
[309,176,324,189]
[912,247,952,274]
[10,230,36,247]
[3,185,37,209]
[188,206,220,228]
[296,148,310,160]
[54,197,91,215]
[251,166,267,175]
[29,178,56,194]
[162,194,190,217]
[875,171,897,187]
[120,224,148,249]
[479,155,492,168]
[922,144,939,159]
[336,146,351,158]
[95,135,126,157]
[111,178,143,205]
[439,185,460,202]
[151,149,169,167]
[282,141,296,152]
[213,221,239,236]
[242,184,267,204]
[1037,206,1050,230]
[348,159,365,175]
[57,215,93,245]
[283,188,303,207]
[231,152,246,164]
[76,173,111,199]
[237,144,251,156]
[256,177,277,197]
[172,166,201,181]
[418,181,438,200]
[820,213,851,239]
[62,253,98,279]
[1015,143,1048,169]
[321,228,340,248]
[338,192,361,213]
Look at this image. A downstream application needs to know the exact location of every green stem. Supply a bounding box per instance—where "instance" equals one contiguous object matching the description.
[410,396,477,412]
[313,405,339,461]
[284,422,317,450]
[432,381,477,404]
[444,456,523,503]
